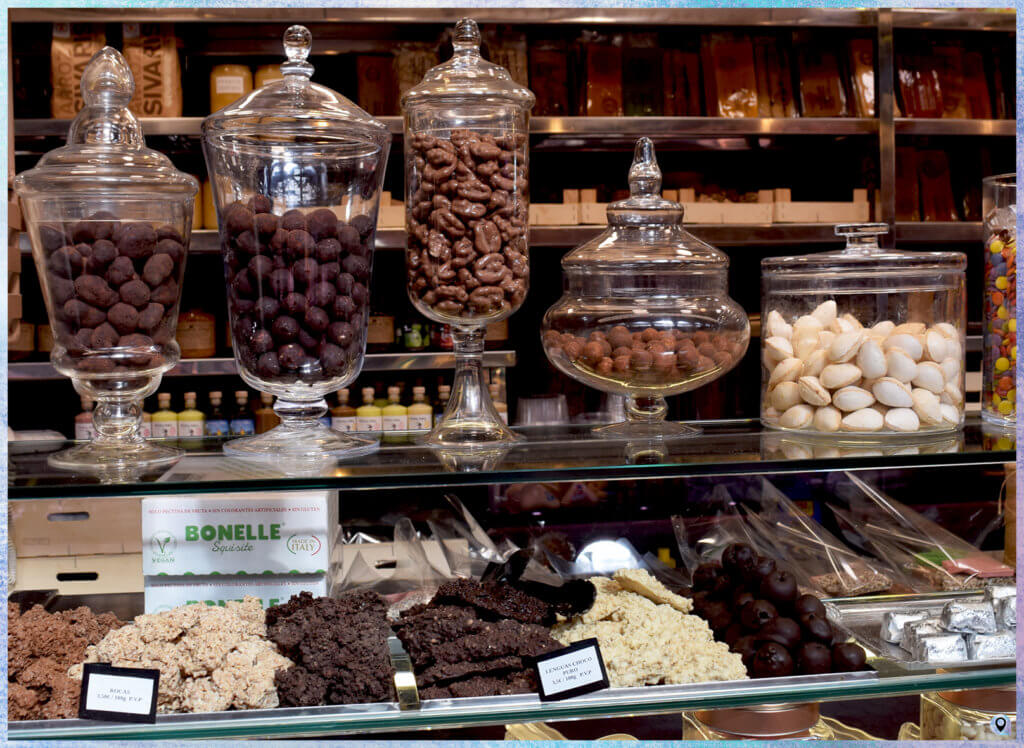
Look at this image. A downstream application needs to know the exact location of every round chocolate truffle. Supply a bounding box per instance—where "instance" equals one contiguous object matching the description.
[796,642,832,675]
[740,599,778,631]
[732,635,759,668]
[793,594,826,620]
[831,643,867,672]
[751,642,794,678]
[722,543,757,579]
[692,561,723,592]
[800,612,834,644]
[756,616,801,650]
[759,570,798,607]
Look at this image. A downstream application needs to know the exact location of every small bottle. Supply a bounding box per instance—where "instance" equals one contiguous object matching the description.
[229,391,255,435]
[435,384,451,419]
[489,383,509,424]
[255,392,279,434]
[141,407,153,438]
[176,308,216,358]
[373,382,389,409]
[177,391,205,446]
[382,385,408,438]
[331,388,357,433]
[151,393,179,438]
[210,63,253,112]
[205,391,229,436]
[75,397,95,440]
[408,386,433,431]
[356,386,383,433]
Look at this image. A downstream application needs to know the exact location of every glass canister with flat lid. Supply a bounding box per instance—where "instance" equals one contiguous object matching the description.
[761,224,966,436]
[542,137,749,438]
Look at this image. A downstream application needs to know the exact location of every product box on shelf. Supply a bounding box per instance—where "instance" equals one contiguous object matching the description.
[772,188,870,223]
[144,573,329,613]
[11,497,142,557]
[14,553,142,596]
[141,491,338,576]
[377,191,406,229]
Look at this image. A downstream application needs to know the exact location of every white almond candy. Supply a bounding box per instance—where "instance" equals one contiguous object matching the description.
[912,361,945,394]
[933,322,958,340]
[818,330,835,351]
[829,330,864,363]
[945,337,963,362]
[871,320,896,336]
[924,331,948,362]
[766,310,793,340]
[811,300,838,327]
[841,312,863,330]
[793,332,821,360]
[892,322,926,336]
[801,349,828,378]
[885,349,918,383]
[780,404,814,430]
[813,405,842,432]
[770,381,802,411]
[765,336,794,361]
[833,386,875,412]
[873,377,914,408]
[769,357,803,387]
[820,363,863,390]
[856,339,887,379]
[798,376,831,407]
[941,382,963,406]
[830,317,856,335]
[793,315,825,337]
[884,333,924,361]
[911,388,942,425]
[884,407,920,432]
[841,407,884,432]
[939,403,961,425]
[763,406,780,423]
[939,356,961,383]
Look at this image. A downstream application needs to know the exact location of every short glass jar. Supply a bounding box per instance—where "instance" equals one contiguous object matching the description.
[911,689,1016,741]
[202,26,391,461]
[542,137,749,438]
[761,224,966,437]
[981,174,1015,427]
[15,46,197,473]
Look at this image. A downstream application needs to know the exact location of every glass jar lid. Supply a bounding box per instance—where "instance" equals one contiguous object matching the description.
[203,25,389,155]
[401,18,535,111]
[763,223,966,277]
[15,47,197,198]
[562,138,728,271]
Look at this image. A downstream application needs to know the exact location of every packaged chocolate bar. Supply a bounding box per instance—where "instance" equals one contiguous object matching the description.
[966,631,1015,660]
[793,31,847,116]
[752,36,774,117]
[847,38,876,117]
[774,37,798,117]
[894,146,921,221]
[702,32,758,118]
[880,610,929,644]
[486,28,529,87]
[675,46,704,115]
[901,618,945,653]
[932,44,969,118]
[50,23,105,117]
[897,51,944,118]
[394,42,438,97]
[912,632,968,663]
[941,601,997,634]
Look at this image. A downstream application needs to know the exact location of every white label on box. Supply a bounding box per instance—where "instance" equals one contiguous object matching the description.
[142,493,335,576]
[215,76,245,95]
[533,638,609,701]
[144,574,328,613]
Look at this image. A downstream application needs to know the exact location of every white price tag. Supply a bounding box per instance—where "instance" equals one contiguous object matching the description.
[532,638,609,701]
[79,664,159,723]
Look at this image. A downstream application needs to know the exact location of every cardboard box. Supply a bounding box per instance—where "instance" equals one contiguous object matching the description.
[12,497,142,557]
[562,189,580,204]
[145,574,328,613]
[14,553,142,595]
[529,202,579,226]
[579,188,598,203]
[579,203,608,225]
[141,492,337,576]
[773,188,870,223]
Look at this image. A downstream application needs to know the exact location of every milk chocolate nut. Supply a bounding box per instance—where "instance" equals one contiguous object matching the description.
[469,141,501,161]
[63,299,107,329]
[476,160,499,178]
[150,278,179,306]
[435,300,464,315]
[142,253,174,287]
[427,231,451,261]
[138,302,164,332]
[86,239,118,273]
[473,253,507,284]
[455,159,474,179]
[468,286,504,312]
[432,209,466,238]
[435,262,457,283]
[51,276,76,305]
[505,249,528,278]
[424,162,456,183]
[473,220,501,254]
[427,147,455,167]
[48,246,85,278]
[490,174,515,192]
[107,302,140,335]
[119,279,151,308]
[74,275,118,308]
[439,178,458,197]
[487,189,508,212]
[307,208,338,241]
[437,285,469,303]
[457,267,481,291]
[453,197,486,220]
[155,238,185,263]
[432,195,452,213]
[116,223,157,259]
[411,133,437,151]
[90,322,120,349]
[225,203,255,236]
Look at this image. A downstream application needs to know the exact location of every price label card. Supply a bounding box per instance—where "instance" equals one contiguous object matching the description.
[531,638,609,702]
[79,664,160,723]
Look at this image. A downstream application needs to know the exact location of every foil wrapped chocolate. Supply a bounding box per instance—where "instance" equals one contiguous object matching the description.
[901,618,944,653]
[997,596,1016,629]
[941,601,997,634]
[911,632,968,663]
[966,631,1015,660]
[880,610,929,644]
[983,585,1016,603]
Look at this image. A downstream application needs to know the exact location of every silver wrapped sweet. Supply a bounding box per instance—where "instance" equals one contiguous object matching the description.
[997,596,1016,629]
[965,631,1015,660]
[901,618,944,653]
[941,601,997,634]
[983,585,1016,603]
[881,610,929,644]
[912,632,968,662]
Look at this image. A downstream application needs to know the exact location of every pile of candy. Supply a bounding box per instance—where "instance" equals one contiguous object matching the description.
[983,229,1016,421]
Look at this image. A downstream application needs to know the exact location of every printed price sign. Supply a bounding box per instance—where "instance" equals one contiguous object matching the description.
[531,638,609,701]
[79,664,159,723]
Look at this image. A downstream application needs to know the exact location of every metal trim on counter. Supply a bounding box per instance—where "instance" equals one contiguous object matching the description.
[8,351,517,381]
[895,118,1015,136]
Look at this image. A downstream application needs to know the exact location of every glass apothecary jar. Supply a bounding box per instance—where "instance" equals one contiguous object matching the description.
[900,689,1016,741]
[541,137,749,438]
[402,17,534,448]
[981,174,1016,427]
[761,224,966,437]
[682,704,881,741]
[202,26,391,461]
[15,47,197,473]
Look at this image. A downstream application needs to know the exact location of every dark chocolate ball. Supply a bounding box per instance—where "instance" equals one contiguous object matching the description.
[701,600,731,631]
[342,254,370,281]
[759,570,798,607]
[234,229,259,255]
[733,589,756,610]
[337,223,361,252]
[752,556,777,583]
[831,643,867,672]
[305,282,336,309]
[740,599,778,631]
[318,342,347,375]
[732,636,759,668]
[249,254,275,278]
[115,222,157,260]
[722,543,757,579]
[722,622,744,647]
[107,302,139,335]
[105,256,136,287]
[231,269,257,299]
[756,616,801,650]
[268,268,295,298]
[351,282,370,308]
[269,228,289,252]
[156,224,183,243]
[292,257,319,287]
[272,315,300,342]
[800,612,834,644]
[155,238,184,263]
[278,343,305,370]
[692,561,723,592]
[256,351,281,378]
[796,642,832,675]
[282,292,308,316]
[328,321,354,347]
[119,279,151,308]
[248,194,273,214]
[691,590,713,615]
[350,214,374,238]
[224,202,254,236]
[297,327,321,352]
[249,328,275,354]
[281,209,307,232]
[138,302,164,333]
[314,238,342,264]
[794,594,826,620]
[709,575,733,600]
[255,212,279,238]
[751,642,794,678]
[255,296,280,321]
[333,295,356,320]
[286,230,315,260]
[88,239,118,272]
[307,208,338,241]
[335,272,355,296]
[304,306,329,333]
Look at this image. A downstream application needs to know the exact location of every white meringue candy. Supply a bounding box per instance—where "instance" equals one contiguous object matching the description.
[793,314,825,337]
[780,403,814,429]
[912,361,945,394]
[811,300,838,327]
[770,381,802,411]
[829,330,865,363]
[871,320,896,337]
[812,405,842,432]
[766,309,793,339]
[924,330,948,362]
[801,348,828,378]
[820,363,863,390]
[939,356,961,383]
[841,407,884,432]
[769,357,803,387]
[765,335,794,361]
[932,322,958,340]
[832,386,875,412]
[873,377,914,408]
[885,348,918,383]
[884,407,920,432]
[892,322,926,336]
[798,376,831,407]
[911,388,942,425]
[939,403,961,425]
[884,333,924,361]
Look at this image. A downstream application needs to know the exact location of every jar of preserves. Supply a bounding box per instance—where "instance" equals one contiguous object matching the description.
[541,137,748,438]
[981,174,1015,427]
[402,17,534,448]
[202,26,391,461]
[761,224,966,436]
[14,46,197,473]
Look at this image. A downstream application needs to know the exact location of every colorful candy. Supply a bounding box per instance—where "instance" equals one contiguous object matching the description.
[983,229,1016,423]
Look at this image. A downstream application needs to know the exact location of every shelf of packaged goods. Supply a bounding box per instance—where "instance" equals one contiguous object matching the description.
[8,416,1012,500]
[894,222,984,244]
[8,351,516,382]
[895,119,1015,136]
[7,663,1014,740]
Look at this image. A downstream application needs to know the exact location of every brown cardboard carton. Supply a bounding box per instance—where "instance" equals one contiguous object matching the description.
[123,23,183,118]
[50,23,105,118]
[12,497,142,557]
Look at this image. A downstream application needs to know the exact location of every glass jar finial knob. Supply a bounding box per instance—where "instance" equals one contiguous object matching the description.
[81,46,134,109]
[281,25,314,79]
[453,17,481,54]
[628,137,662,197]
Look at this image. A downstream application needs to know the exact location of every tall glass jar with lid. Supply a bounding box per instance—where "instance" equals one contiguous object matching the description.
[402,17,535,448]
[203,26,391,461]
[761,224,966,437]
[15,47,198,473]
[541,138,749,438]
[981,174,1015,428]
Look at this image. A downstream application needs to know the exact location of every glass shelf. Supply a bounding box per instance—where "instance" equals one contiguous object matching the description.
[9,416,1013,500]
[8,664,1013,740]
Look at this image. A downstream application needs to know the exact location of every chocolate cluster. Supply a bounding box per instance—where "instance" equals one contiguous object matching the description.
[406,129,529,318]
[692,542,868,678]
[219,196,374,383]
[38,213,185,372]
[543,325,746,386]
